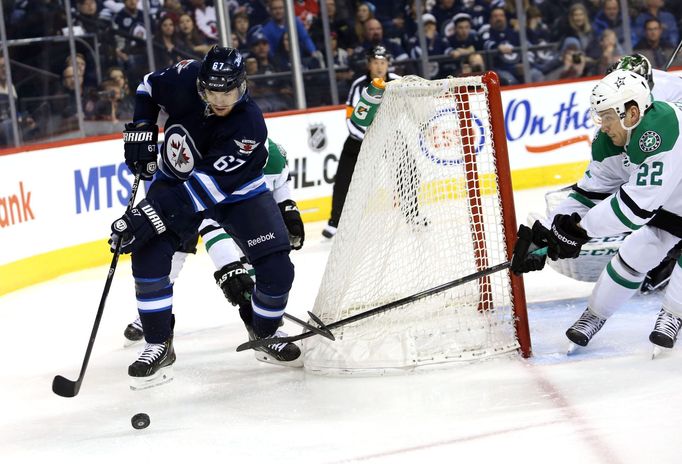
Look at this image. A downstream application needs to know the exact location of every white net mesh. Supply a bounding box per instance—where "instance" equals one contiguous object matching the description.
[304,75,524,374]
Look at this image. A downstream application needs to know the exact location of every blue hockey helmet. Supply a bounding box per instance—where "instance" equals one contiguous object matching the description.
[197,46,247,103]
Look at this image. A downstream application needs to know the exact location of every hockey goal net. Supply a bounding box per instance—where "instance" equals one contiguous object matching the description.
[304,73,531,374]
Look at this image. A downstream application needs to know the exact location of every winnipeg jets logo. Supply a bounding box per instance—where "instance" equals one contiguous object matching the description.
[162,125,199,179]
[175,59,194,74]
[615,76,625,89]
[169,135,191,169]
[234,139,260,155]
[639,130,661,153]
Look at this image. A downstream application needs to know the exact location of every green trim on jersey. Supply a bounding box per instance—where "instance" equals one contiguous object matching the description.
[610,196,642,230]
[265,138,287,175]
[591,131,624,162]
[569,191,596,208]
[606,262,642,289]
[627,101,680,165]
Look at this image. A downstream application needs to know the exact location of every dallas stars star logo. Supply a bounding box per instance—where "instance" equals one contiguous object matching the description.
[615,76,625,89]
[639,130,661,153]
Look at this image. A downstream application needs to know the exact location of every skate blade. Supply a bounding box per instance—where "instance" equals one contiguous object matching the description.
[254,351,303,368]
[129,365,174,391]
[651,345,669,360]
[567,342,580,355]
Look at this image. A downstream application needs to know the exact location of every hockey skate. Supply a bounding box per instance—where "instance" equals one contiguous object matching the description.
[123,317,144,347]
[246,326,303,368]
[566,308,606,354]
[649,308,682,358]
[322,223,337,239]
[129,336,176,390]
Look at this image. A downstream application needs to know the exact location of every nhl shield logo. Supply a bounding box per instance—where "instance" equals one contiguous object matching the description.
[308,123,327,152]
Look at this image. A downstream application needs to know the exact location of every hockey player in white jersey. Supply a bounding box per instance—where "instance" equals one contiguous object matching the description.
[124,138,306,367]
[513,69,682,354]
[525,54,682,291]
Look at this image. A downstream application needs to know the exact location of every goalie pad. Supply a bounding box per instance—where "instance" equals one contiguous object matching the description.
[527,187,629,282]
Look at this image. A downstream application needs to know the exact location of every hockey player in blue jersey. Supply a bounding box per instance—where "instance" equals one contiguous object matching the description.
[110,46,300,389]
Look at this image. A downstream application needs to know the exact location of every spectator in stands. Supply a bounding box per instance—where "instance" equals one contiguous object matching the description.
[56,63,97,126]
[309,0,356,57]
[353,2,376,47]
[262,0,318,59]
[92,78,133,123]
[544,37,589,81]
[294,0,319,23]
[526,5,561,75]
[431,0,459,34]
[154,16,191,69]
[229,0,270,27]
[0,54,18,146]
[370,0,408,39]
[7,0,65,39]
[634,0,679,49]
[273,31,324,71]
[459,0,491,33]
[177,13,215,57]
[246,31,293,112]
[189,0,218,41]
[587,28,624,75]
[107,66,131,98]
[113,0,150,84]
[233,11,251,54]
[481,7,542,85]
[634,18,676,68]
[72,0,118,69]
[592,0,628,46]
[445,13,479,67]
[159,0,186,24]
[459,51,486,76]
[556,2,596,52]
[357,18,408,62]
[408,14,448,79]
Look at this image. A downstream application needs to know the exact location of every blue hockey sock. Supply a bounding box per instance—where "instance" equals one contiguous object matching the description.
[135,276,174,343]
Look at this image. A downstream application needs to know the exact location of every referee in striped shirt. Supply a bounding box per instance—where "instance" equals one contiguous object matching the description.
[323,45,401,238]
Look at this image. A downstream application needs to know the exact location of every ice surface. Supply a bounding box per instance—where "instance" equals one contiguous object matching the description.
[2,187,681,463]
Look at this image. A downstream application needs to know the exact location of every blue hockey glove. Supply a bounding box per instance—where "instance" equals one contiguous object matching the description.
[214,261,254,307]
[109,199,167,254]
[548,212,589,259]
[123,123,158,180]
[278,199,305,250]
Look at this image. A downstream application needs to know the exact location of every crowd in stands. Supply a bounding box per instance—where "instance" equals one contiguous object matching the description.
[1,0,682,146]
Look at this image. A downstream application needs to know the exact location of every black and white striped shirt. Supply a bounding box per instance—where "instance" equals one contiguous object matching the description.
[345,72,401,141]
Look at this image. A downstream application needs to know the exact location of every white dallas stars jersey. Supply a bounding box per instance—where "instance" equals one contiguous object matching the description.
[579,101,682,238]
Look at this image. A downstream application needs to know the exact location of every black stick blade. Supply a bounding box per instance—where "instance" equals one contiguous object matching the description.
[307,312,335,340]
[236,334,300,352]
[52,375,79,398]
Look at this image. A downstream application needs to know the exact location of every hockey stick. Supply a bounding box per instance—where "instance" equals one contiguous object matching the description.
[237,248,549,351]
[238,261,513,351]
[664,38,682,71]
[52,173,142,398]
[283,312,335,340]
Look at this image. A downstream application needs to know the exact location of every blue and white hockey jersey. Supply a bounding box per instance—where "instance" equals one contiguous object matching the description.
[133,59,269,214]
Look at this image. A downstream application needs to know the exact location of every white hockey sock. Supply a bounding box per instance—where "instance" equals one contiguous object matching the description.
[662,260,682,318]
[588,253,644,319]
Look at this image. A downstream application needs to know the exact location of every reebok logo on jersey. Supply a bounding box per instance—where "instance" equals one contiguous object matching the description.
[141,204,167,234]
[247,232,275,247]
[639,131,661,153]
[123,131,154,143]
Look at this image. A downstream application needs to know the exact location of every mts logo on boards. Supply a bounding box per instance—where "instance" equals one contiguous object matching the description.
[74,164,132,213]
[0,181,35,228]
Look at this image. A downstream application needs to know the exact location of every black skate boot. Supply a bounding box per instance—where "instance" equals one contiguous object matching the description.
[322,220,337,239]
[246,326,303,368]
[128,336,176,390]
[123,317,144,347]
[566,308,607,349]
[649,308,682,349]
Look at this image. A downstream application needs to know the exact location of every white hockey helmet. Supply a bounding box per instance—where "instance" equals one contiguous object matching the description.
[590,69,652,130]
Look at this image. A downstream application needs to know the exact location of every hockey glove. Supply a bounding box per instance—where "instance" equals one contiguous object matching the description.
[511,222,549,275]
[214,261,254,307]
[278,199,305,250]
[110,199,168,254]
[123,122,158,180]
[548,212,589,260]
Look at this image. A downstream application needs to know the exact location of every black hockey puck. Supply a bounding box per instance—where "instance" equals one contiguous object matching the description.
[131,413,150,430]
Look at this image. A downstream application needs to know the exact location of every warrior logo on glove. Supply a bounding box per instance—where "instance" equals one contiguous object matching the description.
[113,219,128,233]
